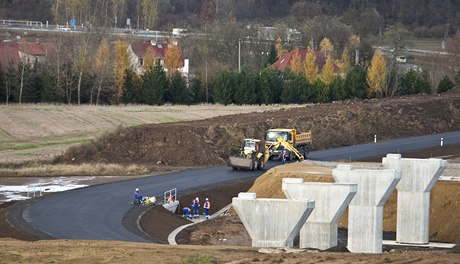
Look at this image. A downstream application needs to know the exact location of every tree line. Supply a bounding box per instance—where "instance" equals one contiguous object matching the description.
[1,41,457,106]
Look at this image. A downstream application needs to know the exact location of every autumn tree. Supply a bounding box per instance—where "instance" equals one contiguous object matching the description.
[164,42,183,78]
[319,37,334,58]
[142,0,159,29]
[290,48,303,75]
[304,48,318,84]
[112,0,126,28]
[93,37,111,105]
[113,40,130,104]
[143,47,155,71]
[339,47,351,74]
[321,55,334,86]
[367,49,387,97]
[275,37,287,60]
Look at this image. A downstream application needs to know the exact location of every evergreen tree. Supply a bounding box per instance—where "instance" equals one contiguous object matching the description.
[314,79,330,103]
[345,65,368,99]
[266,44,277,66]
[213,70,236,105]
[142,63,167,105]
[169,73,189,104]
[437,75,454,93]
[123,68,137,103]
[190,77,203,104]
[257,67,282,104]
[330,76,346,101]
[281,71,309,104]
[235,67,257,105]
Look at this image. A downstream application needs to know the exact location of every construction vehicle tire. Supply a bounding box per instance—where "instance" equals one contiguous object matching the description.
[303,146,310,158]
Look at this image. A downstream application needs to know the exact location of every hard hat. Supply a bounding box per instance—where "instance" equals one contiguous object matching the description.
[196,197,199,200]
[206,198,209,200]
[135,188,139,191]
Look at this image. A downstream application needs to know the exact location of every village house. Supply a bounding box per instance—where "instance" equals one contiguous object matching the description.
[0,41,54,71]
[127,40,189,79]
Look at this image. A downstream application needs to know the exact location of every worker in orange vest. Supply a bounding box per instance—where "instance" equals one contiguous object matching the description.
[203,198,211,219]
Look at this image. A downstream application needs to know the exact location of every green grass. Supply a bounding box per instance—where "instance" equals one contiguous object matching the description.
[0,139,92,151]
[179,254,217,264]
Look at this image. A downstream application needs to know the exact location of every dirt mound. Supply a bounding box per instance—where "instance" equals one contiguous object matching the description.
[56,95,460,169]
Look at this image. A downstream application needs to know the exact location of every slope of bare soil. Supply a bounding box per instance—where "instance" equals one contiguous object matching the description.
[57,94,460,170]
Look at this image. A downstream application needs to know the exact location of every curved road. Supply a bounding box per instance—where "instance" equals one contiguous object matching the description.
[14,131,460,242]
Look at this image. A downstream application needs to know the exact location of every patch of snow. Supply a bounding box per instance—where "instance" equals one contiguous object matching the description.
[0,177,89,204]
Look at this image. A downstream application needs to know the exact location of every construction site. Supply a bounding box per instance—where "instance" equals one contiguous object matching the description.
[0,91,460,263]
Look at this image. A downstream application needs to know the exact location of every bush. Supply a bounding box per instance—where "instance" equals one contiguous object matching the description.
[437,75,455,93]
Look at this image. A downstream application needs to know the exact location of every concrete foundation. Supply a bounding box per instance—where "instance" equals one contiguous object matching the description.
[232,192,315,248]
[382,154,447,244]
[332,164,401,253]
[282,178,357,250]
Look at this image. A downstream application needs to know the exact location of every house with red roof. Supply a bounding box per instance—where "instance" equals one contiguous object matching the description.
[271,48,341,74]
[0,41,55,71]
[128,40,189,78]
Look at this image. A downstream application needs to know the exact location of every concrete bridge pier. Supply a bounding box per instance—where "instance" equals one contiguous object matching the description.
[382,154,447,244]
[282,178,357,250]
[232,192,315,248]
[332,164,401,253]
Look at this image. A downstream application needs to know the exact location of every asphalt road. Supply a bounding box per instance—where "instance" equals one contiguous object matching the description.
[16,131,460,242]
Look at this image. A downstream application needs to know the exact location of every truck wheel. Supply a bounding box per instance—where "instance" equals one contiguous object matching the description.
[303,147,310,158]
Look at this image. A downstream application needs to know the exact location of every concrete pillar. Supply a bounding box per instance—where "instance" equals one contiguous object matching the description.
[282,178,357,250]
[232,192,315,248]
[382,154,447,244]
[332,164,401,253]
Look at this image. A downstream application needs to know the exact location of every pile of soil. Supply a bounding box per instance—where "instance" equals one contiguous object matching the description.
[56,94,460,170]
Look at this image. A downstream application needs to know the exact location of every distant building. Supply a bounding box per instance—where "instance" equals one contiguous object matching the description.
[127,40,189,79]
[271,48,340,74]
[0,41,55,71]
[258,27,301,42]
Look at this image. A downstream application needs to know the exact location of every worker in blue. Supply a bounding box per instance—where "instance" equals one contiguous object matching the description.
[191,197,200,218]
[182,207,192,219]
[133,188,143,204]
[203,198,211,219]
[281,150,286,164]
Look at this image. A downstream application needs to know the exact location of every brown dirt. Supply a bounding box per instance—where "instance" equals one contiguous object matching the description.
[57,94,460,170]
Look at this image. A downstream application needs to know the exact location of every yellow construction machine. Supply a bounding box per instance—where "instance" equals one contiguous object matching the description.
[265,128,312,160]
[228,136,304,170]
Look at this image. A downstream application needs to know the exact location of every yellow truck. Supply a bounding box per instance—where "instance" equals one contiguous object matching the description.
[264,128,312,160]
[228,136,305,170]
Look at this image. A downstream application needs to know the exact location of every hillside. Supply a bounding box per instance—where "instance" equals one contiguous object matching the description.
[57,93,460,170]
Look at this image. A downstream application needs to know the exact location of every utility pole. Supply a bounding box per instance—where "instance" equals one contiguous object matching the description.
[238,38,241,73]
